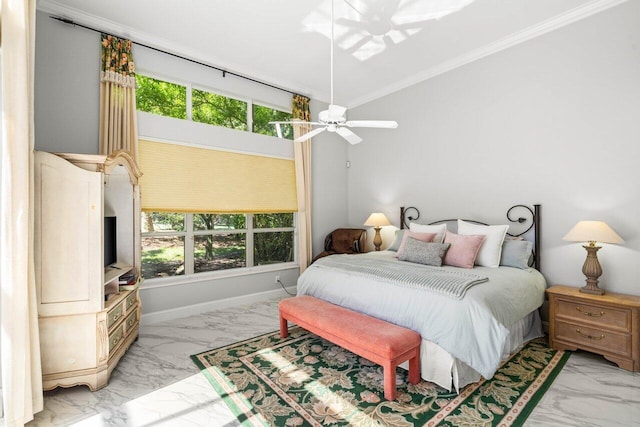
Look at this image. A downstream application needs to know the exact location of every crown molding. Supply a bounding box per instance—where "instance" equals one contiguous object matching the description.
[37,0,626,108]
[348,0,628,108]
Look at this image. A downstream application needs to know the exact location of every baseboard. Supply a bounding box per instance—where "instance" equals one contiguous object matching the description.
[140,286,297,326]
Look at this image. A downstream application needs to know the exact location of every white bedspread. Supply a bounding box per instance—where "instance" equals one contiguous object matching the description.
[297,251,546,380]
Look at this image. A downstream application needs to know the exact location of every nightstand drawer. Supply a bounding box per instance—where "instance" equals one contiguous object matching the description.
[555,320,631,358]
[556,299,631,332]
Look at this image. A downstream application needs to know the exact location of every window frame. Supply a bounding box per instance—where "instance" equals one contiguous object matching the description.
[135,71,292,139]
[141,212,298,285]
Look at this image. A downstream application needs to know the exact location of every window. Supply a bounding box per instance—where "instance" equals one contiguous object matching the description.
[136,74,292,138]
[135,75,186,119]
[192,88,248,131]
[141,212,295,280]
[253,104,293,140]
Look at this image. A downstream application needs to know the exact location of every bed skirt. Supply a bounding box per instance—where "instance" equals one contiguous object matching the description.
[400,309,543,392]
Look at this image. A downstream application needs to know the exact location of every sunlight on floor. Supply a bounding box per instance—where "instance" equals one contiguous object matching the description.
[69,373,234,427]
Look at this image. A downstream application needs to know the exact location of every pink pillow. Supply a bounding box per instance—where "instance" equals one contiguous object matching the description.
[396,231,436,258]
[443,231,486,268]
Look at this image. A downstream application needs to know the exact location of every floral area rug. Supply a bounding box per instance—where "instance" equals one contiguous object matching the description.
[191,327,569,426]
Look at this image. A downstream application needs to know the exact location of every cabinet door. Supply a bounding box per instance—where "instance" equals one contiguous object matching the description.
[35,151,103,315]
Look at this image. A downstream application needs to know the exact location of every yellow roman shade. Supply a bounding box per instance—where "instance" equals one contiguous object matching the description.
[138,139,297,213]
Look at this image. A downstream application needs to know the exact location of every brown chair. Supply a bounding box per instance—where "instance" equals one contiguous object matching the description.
[312,228,367,262]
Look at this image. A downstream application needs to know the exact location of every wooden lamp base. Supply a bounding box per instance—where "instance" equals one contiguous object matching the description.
[580,244,605,295]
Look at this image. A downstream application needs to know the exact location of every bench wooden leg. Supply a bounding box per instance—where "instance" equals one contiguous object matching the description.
[280,314,289,338]
[383,362,397,401]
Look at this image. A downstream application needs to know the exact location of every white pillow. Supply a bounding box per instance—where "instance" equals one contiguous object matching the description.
[457,219,508,268]
[409,222,447,243]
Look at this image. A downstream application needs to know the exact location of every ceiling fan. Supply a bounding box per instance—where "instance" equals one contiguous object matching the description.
[271,0,398,144]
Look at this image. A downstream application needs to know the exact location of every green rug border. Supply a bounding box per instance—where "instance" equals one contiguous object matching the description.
[191,328,570,427]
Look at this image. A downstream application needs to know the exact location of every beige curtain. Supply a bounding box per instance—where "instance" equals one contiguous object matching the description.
[0,0,44,425]
[292,95,313,273]
[99,34,139,159]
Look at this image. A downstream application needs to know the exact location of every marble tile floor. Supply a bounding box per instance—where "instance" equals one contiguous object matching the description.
[23,297,640,426]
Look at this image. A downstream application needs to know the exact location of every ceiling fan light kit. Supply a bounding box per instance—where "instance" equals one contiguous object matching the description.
[271,0,398,144]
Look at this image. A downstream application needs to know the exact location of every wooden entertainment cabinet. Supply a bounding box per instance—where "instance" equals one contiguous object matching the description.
[34,150,142,390]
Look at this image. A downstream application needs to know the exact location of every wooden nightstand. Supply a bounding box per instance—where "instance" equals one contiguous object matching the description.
[547,285,640,371]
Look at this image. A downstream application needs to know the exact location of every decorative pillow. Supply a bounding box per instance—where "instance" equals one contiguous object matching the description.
[387,229,405,252]
[442,231,486,269]
[409,222,447,243]
[500,240,533,269]
[396,231,437,258]
[398,238,450,267]
[457,220,509,268]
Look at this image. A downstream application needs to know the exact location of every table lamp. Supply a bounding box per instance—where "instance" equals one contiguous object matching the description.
[563,220,624,295]
[364,213,391,251]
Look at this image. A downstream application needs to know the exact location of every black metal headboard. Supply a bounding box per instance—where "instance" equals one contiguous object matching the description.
[400,204,541,271]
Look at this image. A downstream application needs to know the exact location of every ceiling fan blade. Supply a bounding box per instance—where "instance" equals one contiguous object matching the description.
[336,127,363,145]
[345,120,398,128]
[294,127,326,142]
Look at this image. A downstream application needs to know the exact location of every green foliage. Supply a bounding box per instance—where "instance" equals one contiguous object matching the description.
[194,214,246,231]
[255,232,294,265]
[254,213,293,228]
[192,89,248,130]
[136,74,294,140]
[253,104,293,140]
[135,75,186,119]
[147,212,185,232]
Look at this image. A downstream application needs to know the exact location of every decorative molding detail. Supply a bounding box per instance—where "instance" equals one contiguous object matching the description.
[348,0,629,107]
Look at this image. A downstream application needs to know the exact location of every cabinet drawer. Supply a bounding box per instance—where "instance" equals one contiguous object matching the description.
[125,291,137,312]
[107,304,124,329]
[109,325,125,355]
[556,299,630,332]
[555,320,631,357]
[124,310,138,334]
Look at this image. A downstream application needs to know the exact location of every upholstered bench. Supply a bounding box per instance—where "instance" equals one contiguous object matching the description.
[279,295,421,400]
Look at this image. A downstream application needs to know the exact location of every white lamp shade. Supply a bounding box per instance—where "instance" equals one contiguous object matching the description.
[364,212,391,227]
[563,220,624,244]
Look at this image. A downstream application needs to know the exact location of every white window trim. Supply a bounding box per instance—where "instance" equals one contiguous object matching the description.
[141,213,297,286]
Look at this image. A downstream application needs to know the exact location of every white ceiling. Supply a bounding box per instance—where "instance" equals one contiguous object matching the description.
[37,0,625,107]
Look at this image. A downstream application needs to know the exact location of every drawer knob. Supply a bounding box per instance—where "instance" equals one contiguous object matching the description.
[576,328,605,340]
[576,306,605,317]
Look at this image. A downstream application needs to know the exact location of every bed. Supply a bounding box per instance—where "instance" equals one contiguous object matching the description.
[297,204,545,392]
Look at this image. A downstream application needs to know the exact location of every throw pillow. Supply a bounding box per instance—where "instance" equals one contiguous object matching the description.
[457,220,509,268]
[443,230,486,269]
[396,231,437,258]
[387,229,405,252]
[398,238,451,267]
[500,240,533,269]
[409,222,447,243]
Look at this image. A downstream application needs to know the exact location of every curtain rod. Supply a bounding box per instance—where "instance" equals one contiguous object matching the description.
[50,15,303,98]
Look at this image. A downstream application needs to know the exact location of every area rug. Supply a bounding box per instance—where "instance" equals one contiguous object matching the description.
[191,327,569,426]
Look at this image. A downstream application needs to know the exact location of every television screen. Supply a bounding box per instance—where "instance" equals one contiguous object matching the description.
[104,216,117,267]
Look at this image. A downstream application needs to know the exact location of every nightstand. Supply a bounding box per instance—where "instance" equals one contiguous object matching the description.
[547,285,640,371]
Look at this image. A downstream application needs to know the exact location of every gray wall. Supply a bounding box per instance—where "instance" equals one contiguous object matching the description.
[33,11,348,318]
[347,1,640,295]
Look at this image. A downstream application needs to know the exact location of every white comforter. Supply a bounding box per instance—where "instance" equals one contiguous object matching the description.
[297,251,546,380]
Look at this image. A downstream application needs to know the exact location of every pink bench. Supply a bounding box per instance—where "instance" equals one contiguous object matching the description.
[279,295,421,400]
